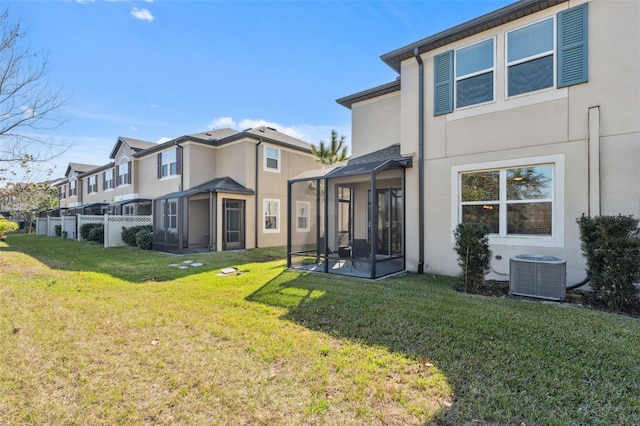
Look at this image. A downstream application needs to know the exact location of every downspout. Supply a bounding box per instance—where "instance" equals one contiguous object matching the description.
[176,140,184,251]
[255,138,263,248]
[414,47,425,274]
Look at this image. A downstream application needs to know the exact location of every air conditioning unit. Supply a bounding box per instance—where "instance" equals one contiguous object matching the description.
[509,254,566,301]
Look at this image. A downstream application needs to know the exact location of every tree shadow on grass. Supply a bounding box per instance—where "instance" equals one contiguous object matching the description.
[246,270,640,425]
[0,234,285,283]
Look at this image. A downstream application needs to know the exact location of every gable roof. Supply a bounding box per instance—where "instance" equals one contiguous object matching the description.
[65,162,100,178]
[380,0,568,73]
[109,136,156,159]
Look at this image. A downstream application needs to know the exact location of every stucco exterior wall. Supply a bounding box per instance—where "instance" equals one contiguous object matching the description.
[350,91,401,158]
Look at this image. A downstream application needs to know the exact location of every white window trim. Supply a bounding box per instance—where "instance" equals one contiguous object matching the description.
[264,145,281,173]
[450,154,565,247]
[88,175,98,194]
[69,178,77,197]
[296,201,311,232]
[454,36,496,110]
[505,16,557,100]
[104,170,115,191]
[160,149,178,178]
[118,159,131,186]
[263,198,280,233]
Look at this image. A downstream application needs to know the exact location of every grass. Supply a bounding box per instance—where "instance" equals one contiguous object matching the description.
[1,234,639,425]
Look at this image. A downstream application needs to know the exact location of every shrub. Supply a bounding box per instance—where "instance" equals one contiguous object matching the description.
[135,228,153,250]
[54,225,62,237]
[453,223,491,293]
[80,223,101,240]
[0,217,19,240]
[577,214,640,311]
[88,224,104,244]
[122,225,152,247]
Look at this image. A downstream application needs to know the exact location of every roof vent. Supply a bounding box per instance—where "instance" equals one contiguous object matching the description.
[267,126,277,131]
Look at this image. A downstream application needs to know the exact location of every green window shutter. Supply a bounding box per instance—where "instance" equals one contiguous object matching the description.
[557,3,588,88]
[434,50,453,116]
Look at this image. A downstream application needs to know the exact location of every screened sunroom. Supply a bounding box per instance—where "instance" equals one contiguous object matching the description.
[287,145,411,279]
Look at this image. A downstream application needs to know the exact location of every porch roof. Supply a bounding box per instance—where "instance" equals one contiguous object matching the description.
[155,177,254,200]
[289,144,412,183]
[110,198,152,206]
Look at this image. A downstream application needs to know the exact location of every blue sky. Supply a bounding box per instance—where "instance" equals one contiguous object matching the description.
[7,0,512,179]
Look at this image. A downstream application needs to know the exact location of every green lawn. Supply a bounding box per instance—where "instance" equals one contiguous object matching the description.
[1,234,639,425]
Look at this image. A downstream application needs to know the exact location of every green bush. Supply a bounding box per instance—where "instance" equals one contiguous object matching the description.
[122,225,152,247]
[54,225,62,237]
[453,223,491,293]
[80,223,101,240]
[577,214,640,311]
[88,224,104,244]
[0,217,19,240]
[135,228,153,250]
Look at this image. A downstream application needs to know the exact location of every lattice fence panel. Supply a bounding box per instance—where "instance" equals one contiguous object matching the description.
[105,215,153,248]
[77,215,105,241]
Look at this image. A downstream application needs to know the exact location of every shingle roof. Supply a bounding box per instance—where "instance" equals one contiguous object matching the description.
[65,162,100,178]
[135,126,313,157]
[110,136,156,159]
[289,144,412,182]
[155,176,254,200]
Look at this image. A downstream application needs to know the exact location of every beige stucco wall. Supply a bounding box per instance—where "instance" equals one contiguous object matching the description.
[390,0,640,282]
[350,91,401,158]
[256,142,319,248]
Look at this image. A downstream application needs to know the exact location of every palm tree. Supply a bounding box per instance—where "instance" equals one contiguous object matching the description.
[312,130,349,166]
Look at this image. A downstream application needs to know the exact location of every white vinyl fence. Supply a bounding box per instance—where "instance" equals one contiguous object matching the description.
[35,216,77,238]
[78,214,152,248]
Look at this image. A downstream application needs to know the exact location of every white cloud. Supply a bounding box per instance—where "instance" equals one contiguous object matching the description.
[206,116,351,150]
[130,126,138,132]
[131,7,154,22]
[76,0,95,4]
[207,116,236,129]
[156,137,172,144]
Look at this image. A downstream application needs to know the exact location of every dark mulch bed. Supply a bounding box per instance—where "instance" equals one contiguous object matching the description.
[456,280,640,319]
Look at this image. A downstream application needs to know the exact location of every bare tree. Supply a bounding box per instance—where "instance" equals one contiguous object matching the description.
[0,7,69,177]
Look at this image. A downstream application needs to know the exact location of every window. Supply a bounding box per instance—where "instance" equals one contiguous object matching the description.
[165,200,177,230]
[296,201,310,232]
[456,38,494,108]
[59,185,66,199]
[69,180,77,197]
[123,205,135,216]
[87,175,98,194]
[264,146,280,172]
[507,18,555,97]
[103,169,114,190]
[453,157,564,245]
[263,198,280,232]
[159,149,178,178]
[117,161,131,186]
[433,3,587,115]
